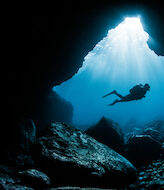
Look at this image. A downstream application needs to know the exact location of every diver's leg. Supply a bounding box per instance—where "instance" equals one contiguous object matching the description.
[108,99,121,106]
[113,91,124,99]
[102,90,117,98]
[108,98,126,106]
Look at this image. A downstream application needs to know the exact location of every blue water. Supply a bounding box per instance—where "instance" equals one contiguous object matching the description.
[53,17,164,128]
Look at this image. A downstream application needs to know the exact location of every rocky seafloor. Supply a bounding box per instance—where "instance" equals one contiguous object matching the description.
[0,117,163,189]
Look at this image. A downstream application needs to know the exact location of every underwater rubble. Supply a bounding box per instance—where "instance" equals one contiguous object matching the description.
[0,118,163,189]
[127,159,164,189]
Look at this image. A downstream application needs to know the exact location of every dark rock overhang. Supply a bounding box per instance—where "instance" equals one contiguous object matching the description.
[2,1,164,131]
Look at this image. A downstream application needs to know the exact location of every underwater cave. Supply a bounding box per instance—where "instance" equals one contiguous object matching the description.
[1,2,164,189]
[53,16,164,129]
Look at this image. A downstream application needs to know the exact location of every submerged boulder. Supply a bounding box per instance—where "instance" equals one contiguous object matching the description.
[126,135,162,166]
[86,117,124,154]
[35,122,136,188]
[19,169,50,188]
[140,120,164,143]
[140,128,163,143]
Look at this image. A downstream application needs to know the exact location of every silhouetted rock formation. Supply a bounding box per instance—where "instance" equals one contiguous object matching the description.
[125,135,162,166]
[34,122,136,188]
[86,117,124,154]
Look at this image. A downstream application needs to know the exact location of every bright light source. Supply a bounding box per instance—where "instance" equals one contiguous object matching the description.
[106,17,149,45]
[123,17,142,32]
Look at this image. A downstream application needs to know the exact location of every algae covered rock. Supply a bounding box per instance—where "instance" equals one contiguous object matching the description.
[35,122,136,188]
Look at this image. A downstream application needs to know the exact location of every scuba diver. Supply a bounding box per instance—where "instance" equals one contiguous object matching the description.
[102,83,150,106]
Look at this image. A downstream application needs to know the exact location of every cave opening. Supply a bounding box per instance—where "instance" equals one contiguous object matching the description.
[53,17,164,129]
